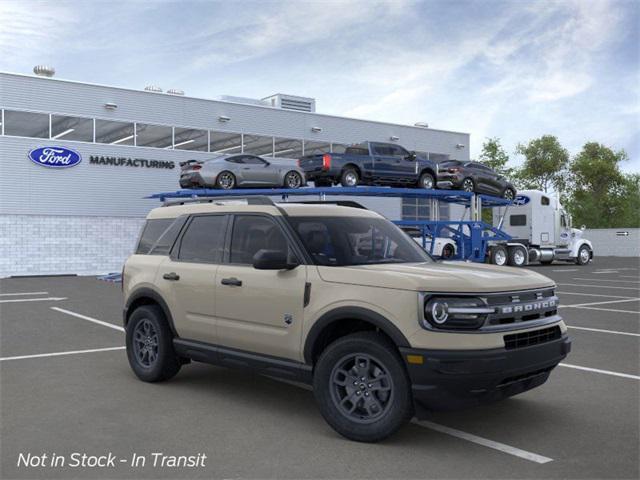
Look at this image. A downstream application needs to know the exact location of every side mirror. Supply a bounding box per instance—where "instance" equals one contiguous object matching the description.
[407,151,417,161]
[253,249,298,270]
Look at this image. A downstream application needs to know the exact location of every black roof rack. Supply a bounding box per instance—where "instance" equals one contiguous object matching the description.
[162,195,275,207]
[283,200,369,210]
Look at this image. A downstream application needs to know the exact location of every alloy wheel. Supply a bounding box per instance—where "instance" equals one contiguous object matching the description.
[330,353,394,424]
[504,189,515,201]
[580,247,590,264]
[462,179,474,192]
[218,172,235,189]
[344,172,358,187]
[421,175,434,189]
[286,172,302,189]
[513,248,525,265]
[133,319,159,368]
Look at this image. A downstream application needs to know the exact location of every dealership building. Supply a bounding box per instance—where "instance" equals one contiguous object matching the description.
[0,69,470,277]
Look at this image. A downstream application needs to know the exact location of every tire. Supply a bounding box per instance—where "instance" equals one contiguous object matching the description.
[576,245,591,265]
[441,243,455,259]
[461,177,475,193]
[490,245,508,266]
[126,305,181,383]
[503,188,516,201]
[313,332,413,443]
[507,246,527,267]
[418,172,435,190]
[340,168,360,187]
[284,170,303,189]
[216,171,236,190]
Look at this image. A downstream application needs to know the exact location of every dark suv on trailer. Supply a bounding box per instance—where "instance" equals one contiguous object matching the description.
[437,160,516,199]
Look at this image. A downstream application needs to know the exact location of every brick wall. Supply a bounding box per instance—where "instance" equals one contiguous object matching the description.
[0,215,145,277]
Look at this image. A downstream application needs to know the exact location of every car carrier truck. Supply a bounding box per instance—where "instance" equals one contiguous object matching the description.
[489,190,594,266]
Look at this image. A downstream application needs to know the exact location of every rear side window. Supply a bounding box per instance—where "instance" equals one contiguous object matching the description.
[345,147,369,156]
[149,217,187,255]
[230,215,290,264]
[136,219,174,254]
[178,215,227,263]
[510,215,527,226]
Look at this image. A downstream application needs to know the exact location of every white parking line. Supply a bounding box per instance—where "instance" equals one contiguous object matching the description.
[567,326,640,337]
[412,420,553,464]
[593,271,619,274]
[552,269,579,272]
[572,278,639,284]
[51,307,125,332]
[0,291,49,296]
[559,363,640,380]
[566,306,640,315]
[557,291,636,299]
[557,283,640,291]
[267,377,553,463]
[620,275,640,279]
[559,298,640,308]
[0,297,67,304]
[0,346,125,362]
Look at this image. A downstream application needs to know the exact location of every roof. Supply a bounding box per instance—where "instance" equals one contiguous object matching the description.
[146,201,381,219]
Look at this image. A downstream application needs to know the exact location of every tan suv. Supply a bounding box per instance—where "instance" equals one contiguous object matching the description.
[123,196,571,442]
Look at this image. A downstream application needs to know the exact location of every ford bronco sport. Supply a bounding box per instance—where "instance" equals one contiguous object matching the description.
[123,197,570,442]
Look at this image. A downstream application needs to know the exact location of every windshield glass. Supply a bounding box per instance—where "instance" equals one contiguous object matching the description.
[286,216,433,266]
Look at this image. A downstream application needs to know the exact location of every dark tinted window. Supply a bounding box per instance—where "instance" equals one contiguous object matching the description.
[510,215,527,226]
[242,155,267,165]
[345,147,369,156]
[178,215,227,263]
[226,156,244,164]
[230,216,289,264]
[149,217,187,255]
[136,219,174,254]
[541,196,550,206]
[288,216,432,266]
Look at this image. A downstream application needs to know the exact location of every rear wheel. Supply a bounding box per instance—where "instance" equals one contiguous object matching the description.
[313,332,413,443]
[576,245,591,265]
[126,305,181,382]
[340,168,360,187]
[418,172,435,190]
[490,245,508,266]
[503,188,516,201]
[462,177,475,192]
[508,245,527,267]
[441,243,455,259]
[284,171,303,189]
[216,171,236,189]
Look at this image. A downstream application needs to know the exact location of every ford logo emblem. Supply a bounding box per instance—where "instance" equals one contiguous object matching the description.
[28,146,82,168]
[513,195,530,206]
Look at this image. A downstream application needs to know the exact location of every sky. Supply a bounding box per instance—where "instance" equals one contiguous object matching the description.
[1,0,638,172]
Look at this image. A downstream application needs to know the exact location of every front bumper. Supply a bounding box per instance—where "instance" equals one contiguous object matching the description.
[400,334,571,414]
[436,173,464,190]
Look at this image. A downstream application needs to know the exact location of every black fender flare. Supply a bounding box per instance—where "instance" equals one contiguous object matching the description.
[303,306,410,364]
[123,287,178,337]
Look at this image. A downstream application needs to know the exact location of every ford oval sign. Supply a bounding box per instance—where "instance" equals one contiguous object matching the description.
[513,195,530,206]
[28,146,82,168]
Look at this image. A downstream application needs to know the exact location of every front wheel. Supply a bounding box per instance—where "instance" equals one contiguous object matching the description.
[576,245,591,265]
[284,170,303,189]
[126,305,181,382]
[313,332,413,443]
[418,172,435,190]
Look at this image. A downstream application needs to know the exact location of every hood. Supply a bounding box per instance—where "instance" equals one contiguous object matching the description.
[317,261,554,293]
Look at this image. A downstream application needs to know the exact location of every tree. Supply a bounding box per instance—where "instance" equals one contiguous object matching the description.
[565,143,638,228]
[515,135,569,193]
[479,137,513,177]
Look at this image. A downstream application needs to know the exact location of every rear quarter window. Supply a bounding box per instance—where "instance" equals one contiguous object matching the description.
[136,218,185,255]
[510,215,527,226]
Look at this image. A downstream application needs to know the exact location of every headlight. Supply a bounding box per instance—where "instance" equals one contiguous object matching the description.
[423,297,494,330]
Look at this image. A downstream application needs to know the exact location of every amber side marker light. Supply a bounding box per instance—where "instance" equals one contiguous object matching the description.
[406,354,424,365]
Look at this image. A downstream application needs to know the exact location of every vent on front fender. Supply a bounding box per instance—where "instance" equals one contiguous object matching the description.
[504,326,561,350]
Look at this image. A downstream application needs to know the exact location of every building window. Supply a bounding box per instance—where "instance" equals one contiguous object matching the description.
[173,127,208,151]
[303,140,331,155]
[50,114,93,142]
[95,119,135,145]
[3,110,49,138]
[135,123,173,148]
[243,134,274,156]
[210,131,243,154]
[273,137,303,159]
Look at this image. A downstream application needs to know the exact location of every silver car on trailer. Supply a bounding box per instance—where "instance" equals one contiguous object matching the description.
[179,154,306,189]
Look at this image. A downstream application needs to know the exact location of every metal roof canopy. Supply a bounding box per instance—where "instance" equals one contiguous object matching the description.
[148,186,512,207]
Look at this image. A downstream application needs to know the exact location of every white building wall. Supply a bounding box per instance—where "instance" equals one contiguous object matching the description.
[584,228,640,257]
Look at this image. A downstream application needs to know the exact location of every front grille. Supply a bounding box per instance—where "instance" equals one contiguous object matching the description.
[504,326,561,350]
[485,288,558,327]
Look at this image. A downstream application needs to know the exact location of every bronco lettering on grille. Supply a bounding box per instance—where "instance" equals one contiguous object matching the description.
[500,299,556,315]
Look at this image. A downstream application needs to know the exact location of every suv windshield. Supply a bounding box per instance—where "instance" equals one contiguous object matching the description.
[287,216,433,266]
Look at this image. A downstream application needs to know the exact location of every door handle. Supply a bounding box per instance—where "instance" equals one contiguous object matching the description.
[162,272,180,281]
[221,277,242,287]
